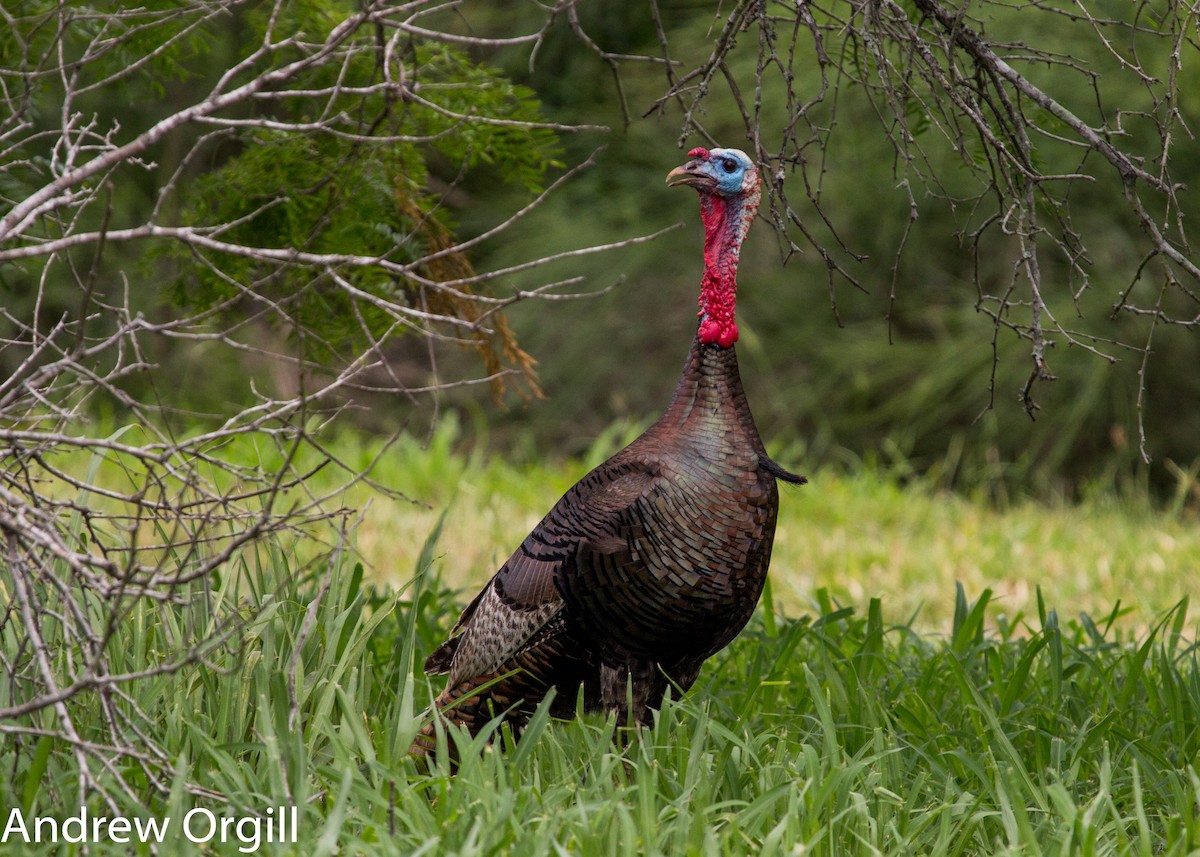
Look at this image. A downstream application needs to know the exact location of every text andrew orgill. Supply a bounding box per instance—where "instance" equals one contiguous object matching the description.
[2,804,298,853]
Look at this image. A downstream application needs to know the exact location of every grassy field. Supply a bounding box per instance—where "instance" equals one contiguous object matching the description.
[351,424,1200,632]
[4,427,1200,854]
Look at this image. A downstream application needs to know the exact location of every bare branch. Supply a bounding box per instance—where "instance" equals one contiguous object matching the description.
[0,0,663,805]
[650,0,1199,430]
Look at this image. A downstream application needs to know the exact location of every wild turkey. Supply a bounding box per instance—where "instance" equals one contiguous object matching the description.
[410,146,804,757]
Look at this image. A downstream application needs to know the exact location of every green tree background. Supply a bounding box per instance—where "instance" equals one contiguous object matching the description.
[448,1,1200,499]
[3,0,1198,498]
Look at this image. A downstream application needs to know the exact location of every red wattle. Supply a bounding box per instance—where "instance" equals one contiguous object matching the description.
[690,161,759,350]
[697,313,738,346]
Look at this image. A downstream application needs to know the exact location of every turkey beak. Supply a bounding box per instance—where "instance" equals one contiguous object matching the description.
[666,160,717,191]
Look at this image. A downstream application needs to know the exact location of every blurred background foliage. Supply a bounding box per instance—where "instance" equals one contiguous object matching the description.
[440,0,1200,501]
[3,0,1198,501]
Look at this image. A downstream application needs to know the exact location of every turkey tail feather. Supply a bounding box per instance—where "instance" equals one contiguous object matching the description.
[759,452,807,485]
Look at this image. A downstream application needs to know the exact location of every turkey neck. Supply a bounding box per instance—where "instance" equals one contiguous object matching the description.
[651,336,765,463]
[647,184,764,454]
[696,186,757,349]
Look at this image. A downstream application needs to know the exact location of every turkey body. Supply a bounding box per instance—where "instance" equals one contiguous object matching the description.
[411,336,801,754]
[410,146,802,757]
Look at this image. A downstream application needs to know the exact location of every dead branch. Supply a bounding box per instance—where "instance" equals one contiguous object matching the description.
[0,0,658,807]
[649,0,1199,455]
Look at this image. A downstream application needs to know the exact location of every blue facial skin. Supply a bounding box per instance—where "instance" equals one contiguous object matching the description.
[707,148,755,197]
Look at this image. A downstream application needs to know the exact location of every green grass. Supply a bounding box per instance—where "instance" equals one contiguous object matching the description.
[3,429,1200,854]
[339,422,1200,632]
